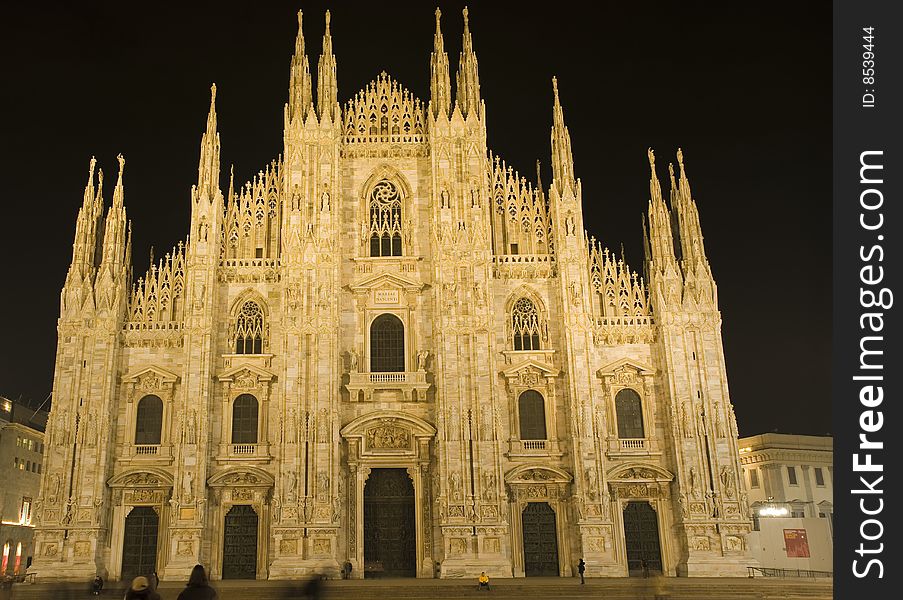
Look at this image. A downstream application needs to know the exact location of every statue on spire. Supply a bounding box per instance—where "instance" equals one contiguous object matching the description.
[455,6,481,118]
[430,7,451,117]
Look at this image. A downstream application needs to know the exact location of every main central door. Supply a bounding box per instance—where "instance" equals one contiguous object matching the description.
[121,506,159,580]
[364,468,416,577]
[222,504,258,579]
[623,501,663,576]
[522,502,559,576]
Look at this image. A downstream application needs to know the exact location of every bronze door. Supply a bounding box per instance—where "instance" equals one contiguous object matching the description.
[363,468,416,577]
[522,502,559,576]
[623,501,663,575]
[121,506,159,580]
[222,504,258,579]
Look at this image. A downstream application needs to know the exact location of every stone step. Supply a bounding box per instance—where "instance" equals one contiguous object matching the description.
[11,577,833,600]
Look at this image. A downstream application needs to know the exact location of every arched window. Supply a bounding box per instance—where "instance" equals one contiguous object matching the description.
[370,314,405,372]
[615,388,645,439]
[235,301,264,354]
[512,298,541,351]
[231,394,259,444]
[368,180,403,257]
[518,390,547,440]
[134,395,163,445]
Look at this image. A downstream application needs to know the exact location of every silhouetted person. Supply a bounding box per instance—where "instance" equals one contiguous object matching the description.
[304,574,325,600]
[92,575,104,595]
[641,558,650,578]
[177,565,218,600]
[124,576,161,600]
[577,558,586,584]
[342,561,352,579]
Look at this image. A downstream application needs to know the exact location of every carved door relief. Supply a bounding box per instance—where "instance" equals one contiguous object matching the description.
[363,468,416,577]
[121,506,159,580]
[623,501,662,576]
[222,505,258,579]
[522,502,559,576]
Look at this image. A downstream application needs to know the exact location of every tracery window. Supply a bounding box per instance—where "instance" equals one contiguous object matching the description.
[368,180,403,257]
[518,390,547,440]
[512,298,541,351]
[231,394,259,444]
[615,388,645,439]
[370,313,405,372]
[234,301,264,354]
[134,395,163,445]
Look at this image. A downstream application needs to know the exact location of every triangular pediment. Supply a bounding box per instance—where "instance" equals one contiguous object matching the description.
[596,357,656,378]
[502,359,559,380]
[348,271,424,293]
[607,463,674,482]
[121,365,180,384]
[217,363,276,382]
[505,464,572,484]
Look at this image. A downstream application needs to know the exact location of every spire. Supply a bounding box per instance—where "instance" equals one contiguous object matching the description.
[550,77,576,194]
[288,10,313,122]
[455,7,481,118]
[645,148,676,268]
[317,10,338,121]
[101,154,128,268]
[69,157,100,276]
[672,148,709,268]
[535,160,544,196]
[430,7,451,118]
[197,84,221,200]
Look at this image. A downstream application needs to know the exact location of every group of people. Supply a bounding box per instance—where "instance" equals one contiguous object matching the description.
[114,565,217,600]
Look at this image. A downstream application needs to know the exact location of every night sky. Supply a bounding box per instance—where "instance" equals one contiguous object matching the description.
[0,1,831,436]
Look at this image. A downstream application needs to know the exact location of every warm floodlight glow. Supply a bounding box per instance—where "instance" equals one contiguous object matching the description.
[759,506,790,517]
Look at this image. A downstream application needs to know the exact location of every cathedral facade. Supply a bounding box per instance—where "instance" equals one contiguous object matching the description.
[30,8,753,582]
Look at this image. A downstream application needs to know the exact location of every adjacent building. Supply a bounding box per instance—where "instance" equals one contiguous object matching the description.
[738,434,833,572]
[30,8,755,582]
[0,397,48,577]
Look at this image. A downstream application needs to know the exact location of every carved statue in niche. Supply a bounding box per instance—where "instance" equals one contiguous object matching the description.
[566,214,576,236]
[689,467,700,499]
[193,283,206,310]
[714,402,726,438]
[482,472,496,501]
[317,472,330,500]
[348,349,359,373]
[416,350,429,371]
[186,410,197,444]
[48,474,61,504]
[450,472,462,502]
[285,408,297,444]
[182,470,194,501]
[681,403,694,438]
[440,189,450,208]
[321,185,331,211]
[584,468,598,500]
[679,493,689,518]
[720,467,736,499]
[286,470,298,502]
[199,218,208,242]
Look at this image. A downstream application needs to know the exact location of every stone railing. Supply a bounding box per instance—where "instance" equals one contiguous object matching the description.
[134,444,160,456]
[592,315,655,345]
[346,370,430,402]
[492,254,556,279]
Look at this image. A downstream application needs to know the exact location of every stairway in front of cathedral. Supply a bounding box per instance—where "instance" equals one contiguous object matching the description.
[12,577,832,599]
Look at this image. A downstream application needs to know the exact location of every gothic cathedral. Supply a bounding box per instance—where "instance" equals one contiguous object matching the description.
[31,8,753,582]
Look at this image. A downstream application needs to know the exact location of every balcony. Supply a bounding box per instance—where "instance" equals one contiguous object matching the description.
[492,254,556,279]
[507,439,564,459]
[122,444,172,465]
[346,371,430,402]
[135,444,159,456]
[606,437,660,457]
[230,444,257,456]
[216,442,271,464]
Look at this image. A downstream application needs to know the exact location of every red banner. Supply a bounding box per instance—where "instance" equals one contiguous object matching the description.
[784,528,811,558]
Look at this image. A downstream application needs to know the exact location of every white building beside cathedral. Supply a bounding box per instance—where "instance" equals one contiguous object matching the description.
[29,7,754,582]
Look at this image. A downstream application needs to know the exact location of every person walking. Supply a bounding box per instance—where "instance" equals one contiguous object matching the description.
[124,576,161,600]
[478,571,491,591]
[577,558,586,584]
[176,565,218,600]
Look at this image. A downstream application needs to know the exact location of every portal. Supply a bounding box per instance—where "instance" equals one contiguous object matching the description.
[363,468,416,577]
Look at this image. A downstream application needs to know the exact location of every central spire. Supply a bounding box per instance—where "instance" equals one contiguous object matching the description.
[288,10,312,122]
[197,83,221,201]
[550,77,575,194]
[317,10,338,121]
[455,7,481,119]
[430,7,451,118]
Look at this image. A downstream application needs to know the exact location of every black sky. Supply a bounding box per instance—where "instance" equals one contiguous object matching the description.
[0,1,831,435]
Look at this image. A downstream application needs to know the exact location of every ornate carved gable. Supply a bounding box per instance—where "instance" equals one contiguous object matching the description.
[501,359,559,386]
[347,271,424,294]
[108,467,174,489]
[121,365,180,388]
[596,357,655,380]
[207,467,275,488]
[505,464,572,484]
[217,363,277,388]
[607,463,673,483]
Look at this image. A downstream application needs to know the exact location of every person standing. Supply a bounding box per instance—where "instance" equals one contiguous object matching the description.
[177,565,218,600]
[577,558,586,584]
